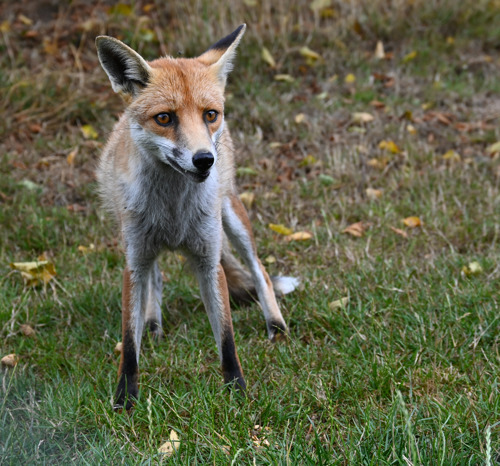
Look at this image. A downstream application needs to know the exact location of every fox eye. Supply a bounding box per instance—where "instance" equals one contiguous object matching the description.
[204,110,218,123]
[154,113,173,127]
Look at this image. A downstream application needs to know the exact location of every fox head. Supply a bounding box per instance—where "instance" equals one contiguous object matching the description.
[96,25,246,182]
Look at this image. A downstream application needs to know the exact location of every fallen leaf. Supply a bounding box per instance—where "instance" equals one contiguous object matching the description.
[18,14,33,25]
[343,221,368,237]
[299,155,317,167]
[402,50,417,63]
[329,297,349,309]
[1,354,18,367]
[295,113,306,124]
[365,188,382,200]
[299,46,323,65]
[158,429,180,455]
[379,140,401,154]
[66,147,78,165]
[236,167,258,177]
[310,0,332,11]
[367,156,390,169]
[269,224,293,235]
[390,226,408,238]
[10,260,56,286]
[402,216,422,228]
[114,342,122,355]
[406,124,417,135]
[20,324,35,337]
[486,141,500,155]
[442,150,461,162]
[78,244,95,254]
[344,73,356,84]
[80,124,98,140]
[462,261,483,276]
[239,191,255,209]
[274,74,295,82]
[374,40,385,59]
[265,255,276,264]
[352,112,374,123]
[261,47,276,68]
[285,231,312,241]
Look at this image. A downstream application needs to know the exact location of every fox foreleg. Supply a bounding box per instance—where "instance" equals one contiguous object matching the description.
[191,256,246,391]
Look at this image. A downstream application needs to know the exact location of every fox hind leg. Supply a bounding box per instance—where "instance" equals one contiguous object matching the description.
[222,195,298,341]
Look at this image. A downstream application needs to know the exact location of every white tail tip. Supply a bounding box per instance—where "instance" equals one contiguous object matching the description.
[272,276,300,296]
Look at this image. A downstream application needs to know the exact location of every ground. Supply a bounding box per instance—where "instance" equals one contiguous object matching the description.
[0,1,499,464]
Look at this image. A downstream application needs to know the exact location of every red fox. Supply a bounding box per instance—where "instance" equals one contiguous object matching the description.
[96,24,298,409]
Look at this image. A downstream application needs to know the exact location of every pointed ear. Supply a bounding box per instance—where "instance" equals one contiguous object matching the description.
[198,24,246,87]
[95,36,152,96]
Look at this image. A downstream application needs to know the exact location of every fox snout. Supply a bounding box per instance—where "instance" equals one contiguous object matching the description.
[192,151,215,172]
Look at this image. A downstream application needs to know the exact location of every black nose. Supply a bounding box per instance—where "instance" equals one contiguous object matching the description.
[192,151,214,171]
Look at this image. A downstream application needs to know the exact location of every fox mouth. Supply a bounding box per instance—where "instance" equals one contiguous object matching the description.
[167,158,210,183]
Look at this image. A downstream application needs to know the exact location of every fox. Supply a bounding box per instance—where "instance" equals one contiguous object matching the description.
[95,24,298,409]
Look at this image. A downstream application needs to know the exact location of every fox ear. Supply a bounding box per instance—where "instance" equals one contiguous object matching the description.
[198,24,246,87]
[96,36,152,96]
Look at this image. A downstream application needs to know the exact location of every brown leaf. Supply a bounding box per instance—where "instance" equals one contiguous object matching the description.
[20,324,35,337]
[343,221,369,237]
[285,231,312,242]
[402,216,422,228]
[1,354,18,367]
[390,226,408,238]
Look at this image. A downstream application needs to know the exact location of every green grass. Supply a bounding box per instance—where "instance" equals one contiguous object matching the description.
[1,1,499,464]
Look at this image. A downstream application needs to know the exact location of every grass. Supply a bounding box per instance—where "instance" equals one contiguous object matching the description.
[1,0,499,464]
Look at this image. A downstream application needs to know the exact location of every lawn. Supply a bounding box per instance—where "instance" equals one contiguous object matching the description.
[0,1,499,464]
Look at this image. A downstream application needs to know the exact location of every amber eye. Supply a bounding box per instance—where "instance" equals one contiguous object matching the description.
[154,113,173,127]
[204,110,218,123]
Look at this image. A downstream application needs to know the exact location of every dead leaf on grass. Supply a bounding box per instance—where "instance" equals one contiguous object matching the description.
[390,226,408,238]
[366,188,382,200]
[80,124,98,140]
[486,141,500,156]
[269,224,293,235]
[239,191,255,209]
[285,231,312,242]
[329,297,349,310]
[343,221,369,237]
[10,260,56,286]
[20,324,35,337]
[379,140,401,154]
[402,216,422,228]
[1,354,18,367]
[158,429,180,455]
[462,261,483,276]
[442,150,461,162]
[261,47,276,68]
[352,112,374,123]
[374,40,385,59]
[344,73,356,84]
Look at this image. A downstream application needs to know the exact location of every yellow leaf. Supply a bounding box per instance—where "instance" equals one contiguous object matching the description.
[114,342,122,355]
[0,20,11,33]
[269,224,293,235]
[158,430,180,455]
[402,216,422,228]
[402,50,417,63]
[81,124,98,140]
[10,260,56,286]
[1,354,18,367]
[442,150,461,162]
[310,0,332,11]
[329,297,349,310]
[285,231,312,241]
[78,244,95,254]
[110,3,133,15]
[462,261,483,276]
[239,191,255,209]
[446,36,455,45]
[261,47,276,68]
[367,157,389,169]
[344,73,356,84]
[374,40,385,59]
[352,112,374,123]
[18,14,33,25]
[67,147,78,165]
[295,113,306,124]
[274,74,295,82]
[342,221,367,237]
[299,155,317,167]
[265,255,276,264]
[406,124,417,135]
[486,141,500,155]
[365,188,382,200]
[299,46,322,64]
[379,139,401,154]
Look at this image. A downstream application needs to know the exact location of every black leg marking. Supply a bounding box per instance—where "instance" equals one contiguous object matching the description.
[114,329,138,411]
[267,319,288,342]
[221,336,246,392]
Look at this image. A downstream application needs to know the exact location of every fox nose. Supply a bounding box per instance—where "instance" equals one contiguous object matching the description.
[192,151,214,172]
